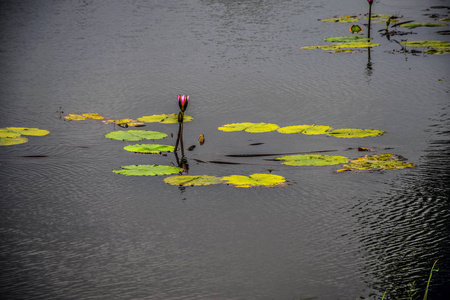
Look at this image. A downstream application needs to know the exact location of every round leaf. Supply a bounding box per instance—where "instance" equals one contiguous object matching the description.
[113,164,183,176]
[327,128,385,138]
[218,122,279,133]
[0,129,21,138]
[105,130,167,141]
[277,125,312,134]
[6,127,50,136]
[275,154,349,166]
[218,122,255,132]
[0,136,28,146]
[123,144,175,154]
[222,173,286,188]
[323,36,372,42]
[338,154,415,171]
[164,175,224,186]
[138,113,193,123]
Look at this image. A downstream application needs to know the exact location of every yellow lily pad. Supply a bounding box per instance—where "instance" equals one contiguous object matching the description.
[327,128,385,138]
[399,22,447,28]
[0,136,28,146]
[138,113,193,124]
[338,154,415,171]
[302,125,332,135]
[6,127,50,136]
[301,42,380,51]
[65,113,104,120]
[400,40,450,49]
[123,144,175,154]
[218,122,279,133]
[275,154,349,166]
[164,175,225,186]
[113,164,183,176]
[0,129,21,138]
[105,130,167,141]
[103,119,144,127]
[222,173,286,188]
[277,125,312,134]
[321,16,359,23]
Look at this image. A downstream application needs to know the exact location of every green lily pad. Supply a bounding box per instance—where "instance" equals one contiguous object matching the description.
[113,164,183,176]
[400,40,450,49]
[338,154,415,171]
[64,113,104,120]
[275,154,349,166]
[103,119,144,127]
[221,173,286,188]
[6,127,50,136]
[105,130,167,141]
[301,42,380,51]
[327,128,385,138]
[323,36,372,42]
[0,129,22,138]
[277,125,312,134]
[399,22,447,28]
[302,125,332,135]
[164,175,225,186]
[0,136,28,146]
[138,113,193,124]
[321,16,359,23]
[123,144,175,154]
[218,122,279,133]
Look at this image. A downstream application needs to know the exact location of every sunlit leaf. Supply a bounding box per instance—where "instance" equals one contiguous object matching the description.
[302,125,332,135]
[138,113,193,124]
[399,22,447,28]
[0,129,21,138]
[301,42,380,51]
[275,154,349,166]
[362,14,397,23]
[103,119,144,127]
[164,175,225,186]
[113,164,183,176]
[218,122,279,133]
[321,16,359,23]
[426,49,450,55]
[105,130,167,141]
[64,113,104,120]
[123,144,175,154]
[327,128,385,138]
[323,36,371,42]
[277,125,312,134]
[6,127,50,136]
[0,136,28,146]
[222,173,286,188]
[400,40,450,49]
[338,154,415,171]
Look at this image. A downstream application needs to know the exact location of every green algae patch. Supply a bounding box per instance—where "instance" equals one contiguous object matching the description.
[321,16,359,23]
[275,154,349,166]
[113,164,183,176]
[65,113,104,120]
[123,144,175,154]
[337,154,415,172]
[105,130,167,141]
[138,113,193,124]
[222,173,286,188]
[164,175,225,186]
[0,136,28,146]
[323,36,372,42]
[399,22,447,28]
[218,122,279,133]
[327,128,385,138]
[6,127,50,136]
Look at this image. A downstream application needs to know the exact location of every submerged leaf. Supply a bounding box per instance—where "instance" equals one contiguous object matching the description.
[123,144,175,154]
[105,130,167,141]
[327,128,385,138]
[138,113,193,124]
[338,154,415,171]
[6,127,50,136]
[275,154,349,166]
[113,164,183,176]
[103,119,144,127]
[0,136,28,146]
[164,175,225,186]
[218,122,279,133]
[222,173,286,188]
[64,113,104,120]
[323,36,371,42]
[321,16,359,23]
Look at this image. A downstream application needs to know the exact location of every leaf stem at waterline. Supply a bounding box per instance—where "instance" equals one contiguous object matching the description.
[423,259,439,300]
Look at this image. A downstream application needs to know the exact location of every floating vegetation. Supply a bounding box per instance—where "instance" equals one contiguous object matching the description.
[113,164,183,176]
[337,154,415,172]
[302,125,332,135]
[105,130,167,141]
[222,173,286,188]
[327,128,386,138]
[399,22,447,28]
[321,16,359,23]
[164,175,225,186]
[138,113,193,124]
[324,36,371,42]
[64,113,104,120]
[103,119,144,127]
[301,42,380,51]
[123,144,175,154]
[218,122,279,133]
[349,25,363,34]
[275,154,349,166]
[400,40,450,49]
[0,127,49,146]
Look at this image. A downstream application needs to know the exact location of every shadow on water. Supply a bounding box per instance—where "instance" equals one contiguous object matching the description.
[352,106,450,298]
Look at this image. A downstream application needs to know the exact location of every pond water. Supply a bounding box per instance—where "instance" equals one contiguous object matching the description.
[1,0,449,299]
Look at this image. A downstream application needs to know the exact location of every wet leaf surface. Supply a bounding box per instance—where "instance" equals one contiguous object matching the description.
[164,175,225,186]
[221,173,286,188]
[275,154,349,166]
[123,144,175,154]
[64,113,104,120]
[138,113,193,123]
[105,130,167,141]
[337,154,415,171]
[327,128,386,138]
[218,122,279,133]
[113,164,183,176]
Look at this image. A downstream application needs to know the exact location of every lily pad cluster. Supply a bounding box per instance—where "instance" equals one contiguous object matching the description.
[103,119,144,127]
[138,113,194,123]
[400,40,450,54]
[64,113,104,120]
[64,113,194,125]
[0,127,50,146]
[164,173,286,188]
[218,122,386,138]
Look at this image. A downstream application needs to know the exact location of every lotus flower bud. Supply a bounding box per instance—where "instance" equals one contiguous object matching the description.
[178,95,189,112]
[349,24,363,33]
[367,0,373,4]
[198,134,205,145]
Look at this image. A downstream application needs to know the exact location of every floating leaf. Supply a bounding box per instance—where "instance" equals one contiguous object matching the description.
[164,175,224,186]
[0,129,21,138]
[301,42,380,51]
[302,125,332,135]
[103,119,144,127]
[399,22,447,28]
[363,14,397,23]
[400,40,450,49]
[123,144,175,154]
[113,164,183,176]
[338,154,415,171]
[105,130,167,141]
[6,127,50,136]
[222,173,286,188]
[138,113,193,124]
[277,125,312,134]
[64,113,104,120]
[327,128,385,138]
[324,36,371,42]
[218,122,279,133]
[0,136,28,146]
[275,154,349,166]
[321,16,359,23]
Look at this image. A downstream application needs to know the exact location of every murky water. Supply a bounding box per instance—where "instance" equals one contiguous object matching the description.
[1,0,449,299]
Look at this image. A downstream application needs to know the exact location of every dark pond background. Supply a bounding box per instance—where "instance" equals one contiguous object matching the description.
[1,0,449,299]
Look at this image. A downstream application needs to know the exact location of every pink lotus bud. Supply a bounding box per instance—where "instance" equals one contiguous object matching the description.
[178,95,189,112]
[367,0,373,4]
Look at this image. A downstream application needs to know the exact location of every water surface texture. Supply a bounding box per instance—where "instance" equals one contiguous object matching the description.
[1,0,449,299]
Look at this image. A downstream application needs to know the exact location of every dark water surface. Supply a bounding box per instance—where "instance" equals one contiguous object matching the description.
[1,0,449,299]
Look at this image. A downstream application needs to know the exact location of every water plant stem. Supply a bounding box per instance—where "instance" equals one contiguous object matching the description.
[368,3,372,39]
[423,259,438,300]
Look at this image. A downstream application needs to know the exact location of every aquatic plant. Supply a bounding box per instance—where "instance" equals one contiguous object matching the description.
[349,24,363,34]
[123,144,175,154]
[103,118,144,127]
[113,164,183,176]
[178,94,189,112]
[105,130,167,141]
[64,113,104,120]
[164,173,286,188]
[275,154,349,166]
[0,127,49,146]
[138,113,193,123]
